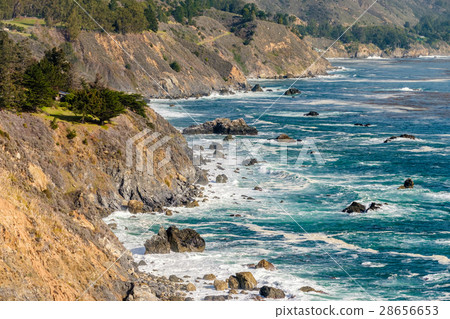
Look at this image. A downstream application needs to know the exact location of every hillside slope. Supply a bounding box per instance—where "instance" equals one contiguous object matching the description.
[249,0,448,25]
[0,108,201,300]
[9,10,329,97]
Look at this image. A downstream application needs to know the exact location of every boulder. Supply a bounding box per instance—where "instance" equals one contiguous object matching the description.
[166,226,206,253]
[236,272,257,290]
[108,223,117,230]
[209,142,223,150]
[254,186,262,191]
[216,174,228,183]
[404,178,414,188]
[275,134,295,142]
[144,226,171,254]
[183,118,258,135]
[342,202,366,213]
[384,134,416,143]
[243,158,258,166]
[260,286,285,299]
[256,259,275,271]
[196,169,209,185]
[203,274,216,280]
[251,84,263,92]
[304,111,319,116]
[284,88,301,95]
[128,200,144,214]
[228,275,239,289]
[214,279,228,291]
[185,283,196,292]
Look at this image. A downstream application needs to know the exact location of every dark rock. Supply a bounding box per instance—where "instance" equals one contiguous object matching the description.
[304,111,319,116]
[251,84,263,92]
[399,178,414,189]
[284,88,301,95]
[144,226,171,254]
[183,118,258,135]
[137,260,147,266]
[384,134,416,143]
[243,158,258,166]
[354,123,371,127]
[260,286,285,299]
[236,272,257,290]
[254,186,262,191]
[166,226,205,253]
[275,134,295,142]
[367,202,382,211]
[342,202,366,213]
[256,259,275,271]
[216,174,228,183]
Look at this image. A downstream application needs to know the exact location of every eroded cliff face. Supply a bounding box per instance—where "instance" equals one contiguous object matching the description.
[0,108,200,300]
[305,36,450,59]
[20,10,329,98]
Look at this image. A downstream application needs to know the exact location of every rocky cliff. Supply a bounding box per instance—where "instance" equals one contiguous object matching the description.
[0,107,201,300]
[305,36,450,58]
[13,9,329,98]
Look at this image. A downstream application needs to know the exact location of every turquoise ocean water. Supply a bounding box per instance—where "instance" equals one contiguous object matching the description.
[106,57,449,300]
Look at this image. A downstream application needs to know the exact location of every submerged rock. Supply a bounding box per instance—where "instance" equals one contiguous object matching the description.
[367,202,383,211]
[183,118,258,135]
[236,272,257,290]
[304,111,319,116]
[342,202,366,213]
[251,84,263,92]
[299,286,326,294]
[144,226,171,254]
[223,134,234,141]
[275,134,295,142]
[354,123,371,127]
[284,88,301,95]
[384,134,416,143]
[167,226,205,253]
[260,286,285,299]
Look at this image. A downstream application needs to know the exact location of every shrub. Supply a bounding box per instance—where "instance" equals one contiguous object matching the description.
[50,118,58,130]
[66,128,77,139]
[170,61,181,72]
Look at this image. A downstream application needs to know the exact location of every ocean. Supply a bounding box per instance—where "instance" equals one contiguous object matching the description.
[105,57,450,301]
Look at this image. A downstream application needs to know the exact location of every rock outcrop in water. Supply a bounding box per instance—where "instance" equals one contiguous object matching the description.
[399,178,414,189]
[235,272,258,290]
[342,202,366,213]
[183,118,258,135]
[284,88,301,95]
[384,134,416,143]
[167,226,206,253]
[145,226,171,254]
[304,111,319,116]
[260,286,285,299]
[251,84,264,92]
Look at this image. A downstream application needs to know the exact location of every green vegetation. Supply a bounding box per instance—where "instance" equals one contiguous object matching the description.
[170,61,181,72]
[0,31,148,125]
[66,128,77,140]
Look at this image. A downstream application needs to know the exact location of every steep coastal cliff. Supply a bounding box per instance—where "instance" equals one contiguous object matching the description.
[0,108,201,300]
[12,9,329,98]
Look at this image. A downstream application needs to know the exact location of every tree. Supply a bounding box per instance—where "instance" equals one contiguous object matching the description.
[0,31,31,109]
[66,8,82,41]
[144,0,159,32]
